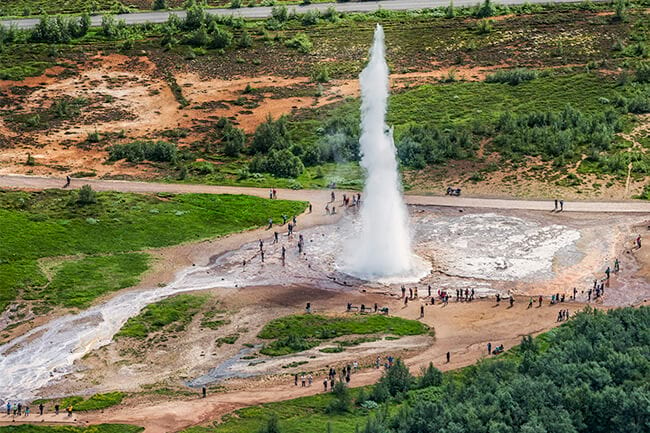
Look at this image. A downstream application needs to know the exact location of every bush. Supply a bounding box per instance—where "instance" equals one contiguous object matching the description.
[419,363,443,388]
[326,381,352,413]
[231,0,242,8]
[485,68,539,85]
[184,3,206,30]
[476,18,493,34]
[285,33,312,53]
[209,25,233,49]
[475,0,495,18]
[108,140,178,163]
[187,25,208,46]
[101,15,126,39]
[30,15,88,43]
[152,0,167,10]
[312,65,330,83]
[635,62,650,83]
[252,115,292,154]
[271,5,288,22]
[258,414,281,433]
[238,30,253,48]
[77,185,97,206]
[222,125,246,156]
[382,358,414,396]
[250,149,305,178]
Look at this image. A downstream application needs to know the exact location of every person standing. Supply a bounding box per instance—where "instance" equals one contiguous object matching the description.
[560,200,564,211]
[554,199,558,211]
[420,304,424,318]
[446,351,450,363]
[39,403,44,416]
[202,387,207,398]
[487,342,492,354]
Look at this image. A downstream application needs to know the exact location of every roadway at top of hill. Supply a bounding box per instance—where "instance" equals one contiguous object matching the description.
[1,0,610,30]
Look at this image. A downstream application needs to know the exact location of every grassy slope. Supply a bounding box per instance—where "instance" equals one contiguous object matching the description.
[116,293,207,339]
[258,314,430,356]
[0,190,307,311]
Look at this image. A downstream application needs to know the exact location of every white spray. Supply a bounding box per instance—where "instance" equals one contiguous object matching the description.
[344,25,415,280]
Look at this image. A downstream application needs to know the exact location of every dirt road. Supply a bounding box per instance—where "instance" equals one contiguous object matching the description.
[2,174,650,213]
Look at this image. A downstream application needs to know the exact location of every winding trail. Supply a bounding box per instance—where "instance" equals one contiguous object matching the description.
[1,174,650,213]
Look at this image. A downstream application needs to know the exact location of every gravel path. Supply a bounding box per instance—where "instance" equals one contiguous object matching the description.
[1,174,649,213]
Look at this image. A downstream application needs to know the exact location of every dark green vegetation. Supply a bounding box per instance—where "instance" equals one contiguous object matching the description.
[116,293,207,339]
[183,306,650,433]
[0,189,306,313]
[258,314,429,356]
[34,392,126,412]
[0,425,142,433]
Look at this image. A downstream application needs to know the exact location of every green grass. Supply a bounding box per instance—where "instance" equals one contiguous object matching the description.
[0,425,141,433]
[33,253,150,308]
[0,189,307,312]
[181,392,370,433]
[115,294,207,339]
[387,73,621,129]
[34,392,126,412]
[258,314,429,356]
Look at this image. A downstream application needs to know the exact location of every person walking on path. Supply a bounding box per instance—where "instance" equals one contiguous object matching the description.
[39,403,44,416]
[63,175,71,188]
[446,351,450,363]
[554,199,558,211]
[560,200,564,211]
[309,203,312,213]
[420,304,424,318]
[538,295,543,307]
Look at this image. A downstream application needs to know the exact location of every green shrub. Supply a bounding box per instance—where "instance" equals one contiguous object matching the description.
[108,140,178,163]
[476,18,494,34]
[475,0,496,18]
[271,5,288,22]
[285,33,312,53]
[635,62,650,83]
[312,65,330,83]
[222,125,246,156]
[418,362,443,388]
[152,0,167,10]
[77,185,97,206]
[326,381,352,413]
[238,30,253,48]
[250,149,304,178]
[209,25,233,49]
[485,68,539,85]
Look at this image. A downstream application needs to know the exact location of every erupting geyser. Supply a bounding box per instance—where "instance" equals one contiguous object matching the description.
[344,25,423,281]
